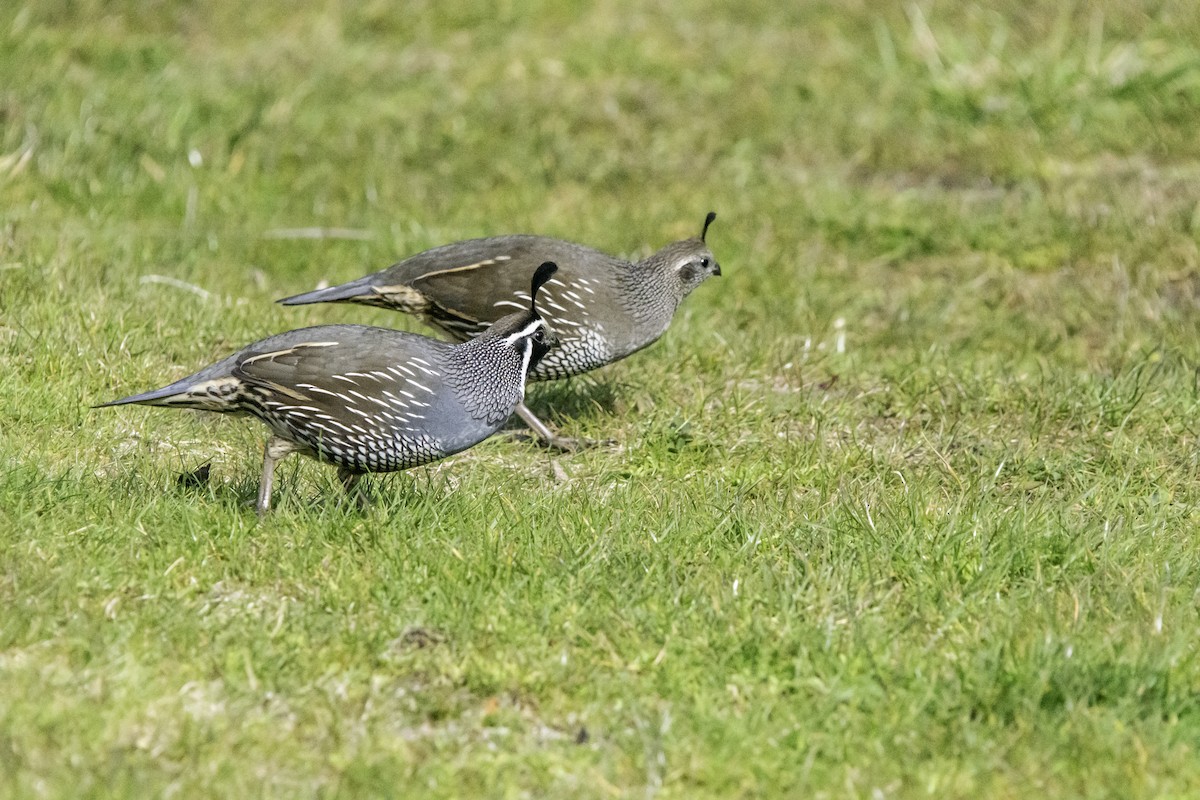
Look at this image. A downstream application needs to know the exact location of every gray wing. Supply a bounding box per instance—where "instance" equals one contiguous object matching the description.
[232,325,457,469]
[97,325,446,413]
[279,235,623,326]
[233,325,450,407]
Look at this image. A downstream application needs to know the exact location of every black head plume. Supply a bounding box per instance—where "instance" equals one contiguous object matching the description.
[701,211,717,242]
[530,261,558,313]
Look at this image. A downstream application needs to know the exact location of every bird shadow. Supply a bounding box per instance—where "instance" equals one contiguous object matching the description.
[515,377,624,427]
[161,461,391,518]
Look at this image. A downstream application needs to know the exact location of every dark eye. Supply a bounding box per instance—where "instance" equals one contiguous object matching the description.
[700,257,710,268]
[533,328,545,343]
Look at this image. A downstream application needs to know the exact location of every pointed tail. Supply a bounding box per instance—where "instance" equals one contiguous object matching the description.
[93,383,193,409]
[277,276,377,306]
[94,374,239,411]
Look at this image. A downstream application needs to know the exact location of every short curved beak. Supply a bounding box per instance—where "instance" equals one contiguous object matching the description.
[713,262,722,277]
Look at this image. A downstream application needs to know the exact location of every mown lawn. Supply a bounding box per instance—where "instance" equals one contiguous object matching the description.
[4,1,1200,797]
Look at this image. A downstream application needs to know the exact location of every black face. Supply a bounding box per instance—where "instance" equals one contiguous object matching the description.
[528,322,553,371]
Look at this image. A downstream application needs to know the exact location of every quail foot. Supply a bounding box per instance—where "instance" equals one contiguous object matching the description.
[98,263,560,514]
[279,213,722,451]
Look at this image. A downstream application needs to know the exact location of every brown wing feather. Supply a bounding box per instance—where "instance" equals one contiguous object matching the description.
[402,237,622,325]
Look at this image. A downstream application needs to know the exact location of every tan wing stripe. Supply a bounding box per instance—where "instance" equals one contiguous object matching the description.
[416,255,512,282]
[258,380,311,402]
[242,341,340,366]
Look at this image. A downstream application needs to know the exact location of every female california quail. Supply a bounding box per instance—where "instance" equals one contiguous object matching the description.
[98,263,560,514]
[278,213,722,450]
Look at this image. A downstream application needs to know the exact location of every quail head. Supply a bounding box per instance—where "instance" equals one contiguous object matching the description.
[278,213,722,451]
[98,263,560,514]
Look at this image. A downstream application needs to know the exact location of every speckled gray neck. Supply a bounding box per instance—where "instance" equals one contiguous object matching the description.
[445,335,527,425]
[615,263,681,339]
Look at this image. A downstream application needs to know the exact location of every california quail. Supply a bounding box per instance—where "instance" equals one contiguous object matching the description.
[278,213,722,450]
[98,263,560,514]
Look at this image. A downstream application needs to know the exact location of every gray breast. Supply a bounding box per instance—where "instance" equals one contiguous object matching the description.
[528,326,613,381]
[490,274,619,381]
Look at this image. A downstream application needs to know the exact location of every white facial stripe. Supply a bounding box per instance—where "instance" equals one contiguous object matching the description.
[517,339,533,398]
[502,319,546,347]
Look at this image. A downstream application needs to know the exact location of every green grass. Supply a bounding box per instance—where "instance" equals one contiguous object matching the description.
[4,0,1200,796]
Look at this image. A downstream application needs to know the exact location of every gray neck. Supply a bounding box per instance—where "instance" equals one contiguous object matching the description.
[445,336,527,426]
[617,262,681,334]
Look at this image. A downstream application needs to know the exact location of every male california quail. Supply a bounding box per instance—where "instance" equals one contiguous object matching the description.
[98,263,560,514]
[278,213,722,450]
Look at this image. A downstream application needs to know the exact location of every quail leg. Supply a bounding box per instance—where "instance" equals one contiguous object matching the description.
[514,402,608,452]
[257,436,297,515]
[337,467,370,510]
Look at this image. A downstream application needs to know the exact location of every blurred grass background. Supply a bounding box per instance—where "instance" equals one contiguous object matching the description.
[4,1,1200,797]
